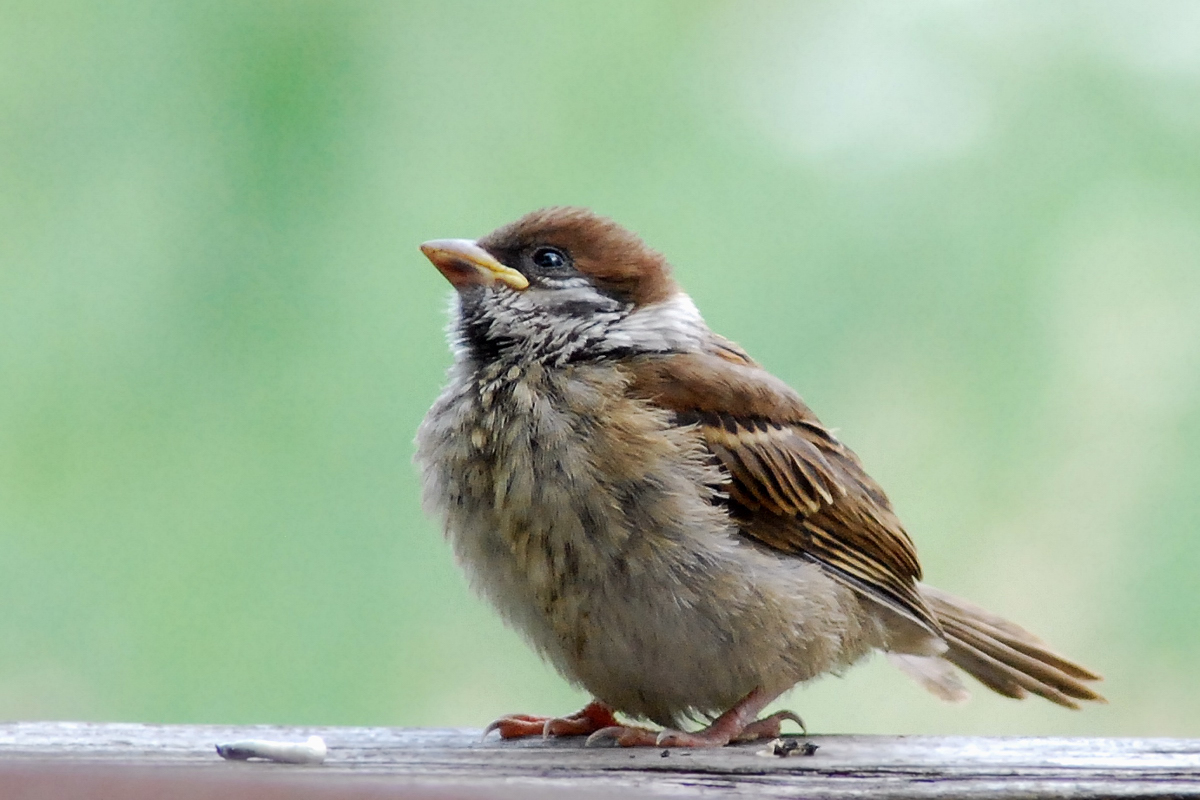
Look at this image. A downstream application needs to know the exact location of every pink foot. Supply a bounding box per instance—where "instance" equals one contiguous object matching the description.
[656,709,803,748]
[584,725,661,747]
[483,701,620,741]
[588,688,802,748]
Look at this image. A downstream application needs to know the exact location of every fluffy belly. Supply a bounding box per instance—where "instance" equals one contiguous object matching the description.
[416,362,879,726]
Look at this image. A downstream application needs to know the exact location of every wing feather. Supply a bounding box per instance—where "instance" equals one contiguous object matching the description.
[625,346,940,634]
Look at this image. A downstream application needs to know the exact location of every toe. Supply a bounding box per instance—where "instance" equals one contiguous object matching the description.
[484,702,622,742]
[585,725,661,747]
[483,715,549,741]
[733,710,806,742]
[655,728,731,748]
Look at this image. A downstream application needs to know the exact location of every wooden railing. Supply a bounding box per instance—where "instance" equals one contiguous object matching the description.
[1,722,1197,798]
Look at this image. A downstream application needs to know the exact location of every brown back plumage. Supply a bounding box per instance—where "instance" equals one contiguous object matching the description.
[627,343,940,635]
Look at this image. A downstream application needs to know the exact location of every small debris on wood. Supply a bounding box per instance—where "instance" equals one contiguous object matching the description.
[661,749,670,757]
[215,735,327,764]
[758,737,819,758]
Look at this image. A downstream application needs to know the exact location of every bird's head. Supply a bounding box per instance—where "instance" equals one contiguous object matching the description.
[420,207,706,364]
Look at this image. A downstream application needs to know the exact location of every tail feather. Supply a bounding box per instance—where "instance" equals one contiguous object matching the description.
[915,584,1106,709]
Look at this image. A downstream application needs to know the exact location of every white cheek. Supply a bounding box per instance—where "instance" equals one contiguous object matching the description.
[604,294,709,352]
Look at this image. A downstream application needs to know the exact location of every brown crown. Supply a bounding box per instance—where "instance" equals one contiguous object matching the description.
[478,207,678,307]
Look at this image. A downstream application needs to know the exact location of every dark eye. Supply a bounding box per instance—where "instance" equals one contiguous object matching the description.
[532,247,568,270]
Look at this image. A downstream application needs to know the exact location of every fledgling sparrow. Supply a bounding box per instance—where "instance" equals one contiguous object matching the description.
[415,207,1103,747]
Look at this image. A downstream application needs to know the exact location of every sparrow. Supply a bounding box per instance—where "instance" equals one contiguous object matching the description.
[414,207,1104,748]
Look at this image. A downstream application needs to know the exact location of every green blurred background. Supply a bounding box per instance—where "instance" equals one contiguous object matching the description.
[3,1,1199,737]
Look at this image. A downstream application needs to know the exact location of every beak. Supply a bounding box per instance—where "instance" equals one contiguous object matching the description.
[419,239,530,291]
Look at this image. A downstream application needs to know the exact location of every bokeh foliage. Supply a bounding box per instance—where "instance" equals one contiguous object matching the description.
[2,1,1198,735]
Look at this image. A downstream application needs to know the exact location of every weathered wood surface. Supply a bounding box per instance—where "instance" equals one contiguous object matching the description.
[1,722,1197,799]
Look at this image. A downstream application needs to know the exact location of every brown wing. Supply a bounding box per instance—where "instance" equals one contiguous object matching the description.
[626,343,940,634]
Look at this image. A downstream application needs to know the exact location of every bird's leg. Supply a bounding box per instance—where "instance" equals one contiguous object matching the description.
[587,687,803,748]
[483,700,621,741]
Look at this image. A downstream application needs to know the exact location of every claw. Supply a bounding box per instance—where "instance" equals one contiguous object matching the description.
[777,710,806,735]
[585,726,624,747]
[654,729,681,747]
[732,709,806,743]
[482,713,553,741]
[586,725,660,747]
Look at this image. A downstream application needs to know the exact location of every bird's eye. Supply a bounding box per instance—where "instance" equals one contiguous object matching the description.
[532,247,568,270]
